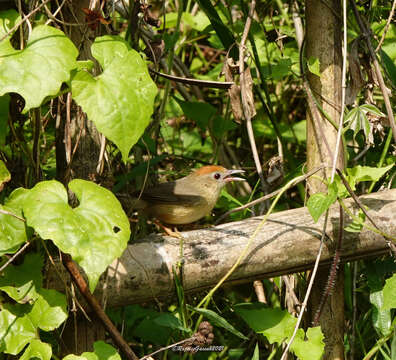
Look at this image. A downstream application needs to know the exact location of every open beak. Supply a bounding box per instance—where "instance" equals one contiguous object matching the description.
[224,169,245,183]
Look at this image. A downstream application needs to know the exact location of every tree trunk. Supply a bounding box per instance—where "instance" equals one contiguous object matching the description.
[306,0,345,358]
[57,0,105,354]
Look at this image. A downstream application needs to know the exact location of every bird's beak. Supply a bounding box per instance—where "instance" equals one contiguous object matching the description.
[224,169,245,183]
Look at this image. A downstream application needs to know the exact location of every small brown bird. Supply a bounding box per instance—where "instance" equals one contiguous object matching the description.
[133,165,245,225]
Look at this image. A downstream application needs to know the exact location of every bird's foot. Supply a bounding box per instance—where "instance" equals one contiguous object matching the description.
[153,220,183,239]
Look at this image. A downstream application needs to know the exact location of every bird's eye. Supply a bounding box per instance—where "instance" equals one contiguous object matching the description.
[213,173,221,180]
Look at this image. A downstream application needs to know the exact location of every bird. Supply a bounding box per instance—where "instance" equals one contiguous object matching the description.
[132,165,245,226]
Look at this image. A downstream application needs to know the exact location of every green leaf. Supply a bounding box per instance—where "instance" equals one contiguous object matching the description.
[291,327,325,360]
[190,306,248,340]
[383,274,396,310]
[235,303,324,360]
[344,104,385,144]
[359,104,385,117]
[307,183,337,222]
[0,159,10,191]
[346,164,394,183]
[0,9,20,38]
[195,0,237,59]
[133,317,174,345]
[23,179,130,291]
[380,49,396,88]
[0,253,42,303]
[0,307,36,355]
[0,22,78,112]
[20,339,52,360]
[370,290,392,336]
[234,303,295,343]
[153,313,190,333]
[0,188,29,255]
[272,58,292,80]
[63,341,121,360]
[307,57,321,77]
[344,209,365,233]
[175,99,217,129]
[71,35,157,162]
[29,289,68,331]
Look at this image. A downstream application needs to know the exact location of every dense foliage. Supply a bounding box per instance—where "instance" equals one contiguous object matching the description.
[0,0,395,359]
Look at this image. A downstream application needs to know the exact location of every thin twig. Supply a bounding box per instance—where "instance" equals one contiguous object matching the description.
[0,209,26,222]
[140,336,197,360]
[0,241,30,273]
[280,211,330,360]
[215,165,325,224]
[0,0,52,42]
[239,0,267,200]
[375,0,396,52]
[330,0,347,182]
[253,280,266,303]
[349,0,396,144]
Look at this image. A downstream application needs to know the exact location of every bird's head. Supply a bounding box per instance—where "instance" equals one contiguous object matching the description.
[188,165,245,192]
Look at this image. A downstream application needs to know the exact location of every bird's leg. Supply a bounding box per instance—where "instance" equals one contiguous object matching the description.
[153,219,182,239]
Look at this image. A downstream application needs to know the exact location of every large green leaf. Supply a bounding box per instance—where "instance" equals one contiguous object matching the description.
[292,327,325,360]
[0,307,36,355]
[71,35,157,162]
[346,164,394,183]
[234,303,296,343]
[0,11,78,112]
[29,289,68,331]
[0,188,29,255]
[63,341,121,360]
[235,303,324,360]
[23,179,130,291]
[20,339,52,360]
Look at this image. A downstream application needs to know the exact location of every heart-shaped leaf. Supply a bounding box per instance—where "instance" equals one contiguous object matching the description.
[72,35,157,162]
[0,10,78,112]
[23,180,130,291]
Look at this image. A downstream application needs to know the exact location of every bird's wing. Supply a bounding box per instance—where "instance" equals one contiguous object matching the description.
[138,180,205,206]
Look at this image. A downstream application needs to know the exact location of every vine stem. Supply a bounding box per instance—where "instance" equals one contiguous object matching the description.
[330,0,347,183]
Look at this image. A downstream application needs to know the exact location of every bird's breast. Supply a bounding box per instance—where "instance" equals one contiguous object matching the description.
[147,202,213,225]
